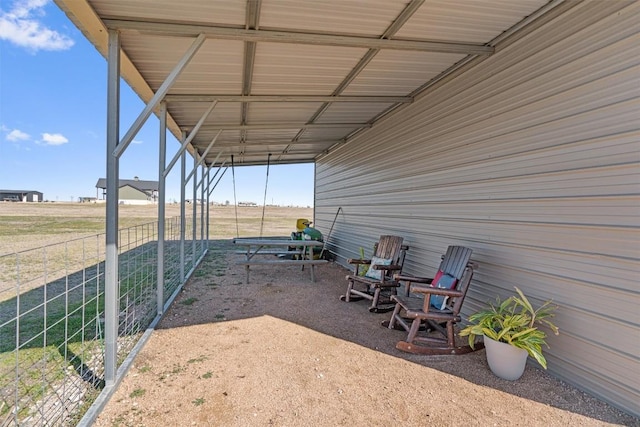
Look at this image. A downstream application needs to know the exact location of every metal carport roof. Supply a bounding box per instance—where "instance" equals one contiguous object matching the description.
[54,0,561,168]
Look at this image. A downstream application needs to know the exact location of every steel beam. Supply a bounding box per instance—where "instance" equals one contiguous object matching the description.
[195,151,223,191]
[157,102,167,315]
[185,129,222,183]
[163,101,218,178]
[209,167,228,196]
[103,19,494,55]
[114,33,206,158]
[205,166,211,248]
[191,155,197,267]
[104,29,120,386]
[206,160,226,194]
[200,164,205,243]
[179,137,186,282]
[198,122,371,131]
[163,94,412,103]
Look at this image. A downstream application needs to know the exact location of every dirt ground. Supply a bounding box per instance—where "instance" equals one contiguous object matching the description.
[93,248,638,427]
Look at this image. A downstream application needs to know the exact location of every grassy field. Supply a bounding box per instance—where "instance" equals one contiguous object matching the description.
[0,202,313,256]
[0,202,313,424]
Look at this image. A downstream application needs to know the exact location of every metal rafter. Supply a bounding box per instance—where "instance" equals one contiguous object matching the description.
[102,1,499,166]
[102,18,494,55]
[163,94,412,103]
[105,1,490,165]
[240,0,262,160]
[214,138,338,145]
[197,122,371,131]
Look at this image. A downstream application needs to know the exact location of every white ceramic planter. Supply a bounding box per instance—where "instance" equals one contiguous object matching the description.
[484,335,529,381]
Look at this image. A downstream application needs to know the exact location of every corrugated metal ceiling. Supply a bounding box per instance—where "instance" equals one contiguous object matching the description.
[54,0,556,167]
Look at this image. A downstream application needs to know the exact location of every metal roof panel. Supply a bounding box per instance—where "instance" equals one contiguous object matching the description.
[343,50,466,96]
[259,0,409,36]
[251,42,367,95]
[396,0,550,42]
[55,0,563,166]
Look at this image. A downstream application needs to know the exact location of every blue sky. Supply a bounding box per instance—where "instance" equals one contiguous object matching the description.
[0,0,315,206]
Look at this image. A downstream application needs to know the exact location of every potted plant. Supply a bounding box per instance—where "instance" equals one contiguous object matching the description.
[459,287,560,380]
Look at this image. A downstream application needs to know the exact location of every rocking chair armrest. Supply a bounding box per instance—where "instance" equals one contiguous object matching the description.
[393,274,433,284]
[347,258,371,265]
[410,284,463,298]
[371,264,402,271]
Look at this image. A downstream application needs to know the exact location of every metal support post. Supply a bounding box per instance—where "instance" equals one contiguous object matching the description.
[157,102,167,315]
[180,140,186,283]
[192,155,197,266]
[200,164,205,243]
[205,166,211,248]
[105,29,121,386]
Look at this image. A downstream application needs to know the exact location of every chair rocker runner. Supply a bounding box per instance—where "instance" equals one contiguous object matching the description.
[340,235,409,313]
[384,245,483,355]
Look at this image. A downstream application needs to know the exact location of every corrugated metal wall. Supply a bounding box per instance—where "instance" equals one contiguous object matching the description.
[315,1,640,416]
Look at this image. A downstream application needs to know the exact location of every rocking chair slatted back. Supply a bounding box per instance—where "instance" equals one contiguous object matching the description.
[374,235,405,263]
[450,261,476,313]
[438,246,473,281]
[341,235,409,313]
[386,246,481,355]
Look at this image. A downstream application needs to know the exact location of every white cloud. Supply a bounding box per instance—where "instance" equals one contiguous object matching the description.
[41,132,68,145]
[6,128,30,141]
[132,139,143,144]
[0,0,74,52]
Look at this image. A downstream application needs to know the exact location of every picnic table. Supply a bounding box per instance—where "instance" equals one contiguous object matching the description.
[233,238,327,283]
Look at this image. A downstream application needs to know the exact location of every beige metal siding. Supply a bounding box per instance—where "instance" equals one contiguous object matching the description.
[315,1,640,416]
[119,186,148,201]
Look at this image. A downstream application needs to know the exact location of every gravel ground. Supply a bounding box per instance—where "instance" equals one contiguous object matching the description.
[93,249,639,426]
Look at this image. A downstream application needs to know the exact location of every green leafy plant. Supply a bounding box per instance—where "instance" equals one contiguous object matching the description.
[129,388,146,398]
[459,287,559,369]
[357,247,368,276]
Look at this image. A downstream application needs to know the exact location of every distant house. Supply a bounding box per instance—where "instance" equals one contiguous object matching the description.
[95,177,158,205]
[0,189,44,202]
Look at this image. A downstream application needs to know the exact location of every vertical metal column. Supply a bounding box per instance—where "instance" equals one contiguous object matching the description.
[157,103,167,315]
[105,29,121,386]
[205,166,211,248]
[192,156,197,265]
[200,164,205,244]
[180,144,186,282]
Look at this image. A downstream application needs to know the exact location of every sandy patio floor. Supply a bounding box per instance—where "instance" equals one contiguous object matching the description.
[93,247,638,426]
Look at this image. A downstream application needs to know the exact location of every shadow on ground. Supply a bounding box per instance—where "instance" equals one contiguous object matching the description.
[146,245,638,426]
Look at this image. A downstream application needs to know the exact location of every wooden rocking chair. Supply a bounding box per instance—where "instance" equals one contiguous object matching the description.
[384,246,483,355]
[340,235,409,313]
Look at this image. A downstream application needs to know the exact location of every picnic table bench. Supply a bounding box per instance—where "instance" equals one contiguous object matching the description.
[233,238,327,283]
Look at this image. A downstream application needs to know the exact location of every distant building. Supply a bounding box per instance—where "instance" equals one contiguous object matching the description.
[95,177,158,205]
[0,189,44,202]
